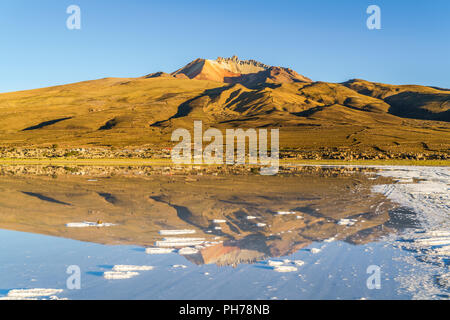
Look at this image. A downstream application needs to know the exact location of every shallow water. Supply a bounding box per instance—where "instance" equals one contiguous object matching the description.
[0,165,448,299]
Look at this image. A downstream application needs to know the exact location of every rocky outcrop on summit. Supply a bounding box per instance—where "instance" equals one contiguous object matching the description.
[171,56,312,87]
[216,55,270,74]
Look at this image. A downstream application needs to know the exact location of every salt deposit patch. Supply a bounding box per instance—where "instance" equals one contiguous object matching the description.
[104,271,139,280]
[0,288,64,300]
[145,247,175,254]
[273,266,297,273]
[276,211,296,215]
[112,265,154,272]
[415,237,450,247]
[267,260,284,267]
[66,221,115,228]
[102,264,154,280]
[162,237,205,242]
[372,168,449,227]
[159,229,196,235]
[256,223,266,227]
[259,258,304,273]
[337,219,357,226]
[370,166,450,299]
[178,247,199,255]
[293,260,305,266]
[155,237,205,247]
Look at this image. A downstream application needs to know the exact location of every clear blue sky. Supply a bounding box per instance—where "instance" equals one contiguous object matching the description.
[0,0,449,93]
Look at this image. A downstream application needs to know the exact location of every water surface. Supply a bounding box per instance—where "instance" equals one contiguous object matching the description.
[0,165,448,299]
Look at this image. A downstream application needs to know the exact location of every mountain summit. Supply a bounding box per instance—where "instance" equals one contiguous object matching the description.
[169,56,312,86]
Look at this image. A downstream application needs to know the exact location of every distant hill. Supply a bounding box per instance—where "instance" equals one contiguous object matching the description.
[343,79,450,122]
[0,56,448,156]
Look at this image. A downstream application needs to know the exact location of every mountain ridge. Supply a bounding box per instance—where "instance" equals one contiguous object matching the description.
[0,56,449,158]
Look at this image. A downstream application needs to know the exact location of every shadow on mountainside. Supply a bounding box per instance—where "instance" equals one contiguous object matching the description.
[22,117,73,131]
[385,91,450,122]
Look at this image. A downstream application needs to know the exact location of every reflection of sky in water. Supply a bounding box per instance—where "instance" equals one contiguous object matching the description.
[0,229,413,299]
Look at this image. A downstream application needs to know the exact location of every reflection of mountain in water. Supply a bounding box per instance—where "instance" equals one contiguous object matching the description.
[0,165,403,266]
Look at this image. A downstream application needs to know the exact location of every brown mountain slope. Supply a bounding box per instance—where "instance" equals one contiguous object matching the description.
[0,57,449,157]
[155,81,392,123]
[343,79,450,121]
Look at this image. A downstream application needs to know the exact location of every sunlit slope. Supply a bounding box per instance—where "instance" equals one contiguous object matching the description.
[0,77,224,147]
[0,75,449,153]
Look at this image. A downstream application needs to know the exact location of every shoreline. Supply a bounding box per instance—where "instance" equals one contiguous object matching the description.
[0,158,449,167]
